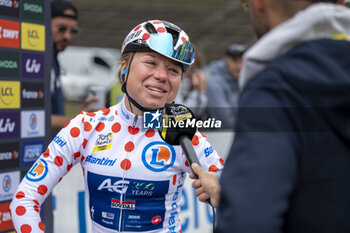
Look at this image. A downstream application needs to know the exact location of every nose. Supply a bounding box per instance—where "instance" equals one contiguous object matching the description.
[154,64,168,82]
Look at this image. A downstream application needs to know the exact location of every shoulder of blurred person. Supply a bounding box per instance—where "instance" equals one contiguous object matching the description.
[218,1,350,233]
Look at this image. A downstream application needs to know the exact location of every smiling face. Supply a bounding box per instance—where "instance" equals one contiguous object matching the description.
[122,51,182,114]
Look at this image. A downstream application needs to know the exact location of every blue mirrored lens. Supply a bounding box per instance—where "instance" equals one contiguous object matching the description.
[149,33,174,57]
[149,33,195,65]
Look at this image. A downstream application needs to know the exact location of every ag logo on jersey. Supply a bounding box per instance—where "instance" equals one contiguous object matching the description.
[26,158,48,182]
[142,141,176,172]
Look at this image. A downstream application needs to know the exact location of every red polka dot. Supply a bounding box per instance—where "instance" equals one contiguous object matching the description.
[20,224,32,233]
[112,122,121,133]
[16,191,25,199]
[209,165,219,172]
[115,110,118,115]
[191,135,199,146]
[33,205,39,213]
[37,185,48,195]
[102,108,110,115]
[95,122,105,132]
[84,122,92,132]
[74,152,81,160]
[67,163,73,171]
[145,129,155,137]
[185,160,190,167]
[120,159,132,170]
[153,21,162,24]
[81,155,86,162]
[181,36,187,43]
[83,139,88,149]
[78,111,83,115]
[43,148,49,158]
[58,177,63,182]
[81,117,85,123]
[220,158,225,166]
[199,131,207,138]
[38,222,45,231]
[124,141,135,152]
[63,121,70,128]
[172,175,177,185]
[157,27,166,33]
[16,206,26,216]
[70,127,80,137]
[33,200,39,205]
[128,126,139,135]
[86,112,96,117]
[142,33,150,40]
[54,156,63,167]
[134,25,142,31]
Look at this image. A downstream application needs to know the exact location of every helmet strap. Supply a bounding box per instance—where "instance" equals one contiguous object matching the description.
[122,52,159,113]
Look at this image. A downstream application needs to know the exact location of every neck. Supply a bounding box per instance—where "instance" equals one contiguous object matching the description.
[124,96,143,116]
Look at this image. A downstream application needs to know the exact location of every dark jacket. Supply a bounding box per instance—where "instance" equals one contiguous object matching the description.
[218,39,350,233]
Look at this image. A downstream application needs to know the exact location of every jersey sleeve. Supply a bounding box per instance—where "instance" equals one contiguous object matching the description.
[181,131,225,176]
[10,112,87,232]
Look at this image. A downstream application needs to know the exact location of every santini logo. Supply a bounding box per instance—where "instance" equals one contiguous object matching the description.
[85,155,116,166]
[53,135,67,147]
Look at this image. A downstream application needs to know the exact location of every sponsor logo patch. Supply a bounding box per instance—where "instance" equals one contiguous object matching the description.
[0,19,20,48]
[0,50,20,78]
[0,170,20,202]
[26,158,48,182]
[142,141,176,172]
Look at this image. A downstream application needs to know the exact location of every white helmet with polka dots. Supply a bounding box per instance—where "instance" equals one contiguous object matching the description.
[121,20,196,72]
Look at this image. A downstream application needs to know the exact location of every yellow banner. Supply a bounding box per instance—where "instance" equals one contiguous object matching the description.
[21,22,45,51]
[0,81,20,109]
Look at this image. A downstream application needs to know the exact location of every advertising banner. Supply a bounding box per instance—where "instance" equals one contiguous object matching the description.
[0,112,20,139]
[21,22,45,51]
[0,50,20,78]
[0,19,20,49]
[0,141,19,170]
[0,170,20,202]
[21,110,45,138]
[0,80,20,109]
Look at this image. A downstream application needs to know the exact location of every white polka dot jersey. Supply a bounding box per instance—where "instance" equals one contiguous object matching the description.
[10,99,224,233]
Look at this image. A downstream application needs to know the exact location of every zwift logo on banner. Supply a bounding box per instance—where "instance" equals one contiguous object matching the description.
[21,110,45,138]
[0,19,20,48]
[21,52,44,79]
[0,50,20,78]
[0,81,20,109]
[0,202,14,231]
[21,22,45,51]
[22,0,44,22]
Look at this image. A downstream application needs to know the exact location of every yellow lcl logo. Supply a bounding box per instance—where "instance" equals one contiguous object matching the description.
[0,81,20,109]
[21,22,45,51]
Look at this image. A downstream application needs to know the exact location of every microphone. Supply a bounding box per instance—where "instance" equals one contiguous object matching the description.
[158,103,201,178]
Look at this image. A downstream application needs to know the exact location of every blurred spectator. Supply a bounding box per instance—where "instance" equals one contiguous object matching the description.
[51,0,98,133]
[205,43,248,129]
[175,49,208,119]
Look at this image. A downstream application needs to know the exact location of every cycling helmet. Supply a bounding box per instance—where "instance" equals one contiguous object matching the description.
[121,20,196,72]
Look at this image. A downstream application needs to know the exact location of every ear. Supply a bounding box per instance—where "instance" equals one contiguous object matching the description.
[251,0,266,14]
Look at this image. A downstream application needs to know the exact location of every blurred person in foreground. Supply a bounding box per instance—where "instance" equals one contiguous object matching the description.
[51,0,97,133]
[205,43,248,129]
[191,0,350,232]
[175,48,208,120]
[10,20,224,232]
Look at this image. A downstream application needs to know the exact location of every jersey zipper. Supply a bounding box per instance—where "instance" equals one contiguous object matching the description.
[118,115,138,232]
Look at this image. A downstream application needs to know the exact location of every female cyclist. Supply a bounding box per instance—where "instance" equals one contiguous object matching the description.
[10,20,224,233]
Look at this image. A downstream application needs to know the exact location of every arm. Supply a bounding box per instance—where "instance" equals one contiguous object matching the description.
[217,70,299,233]
[10,113,86,232]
